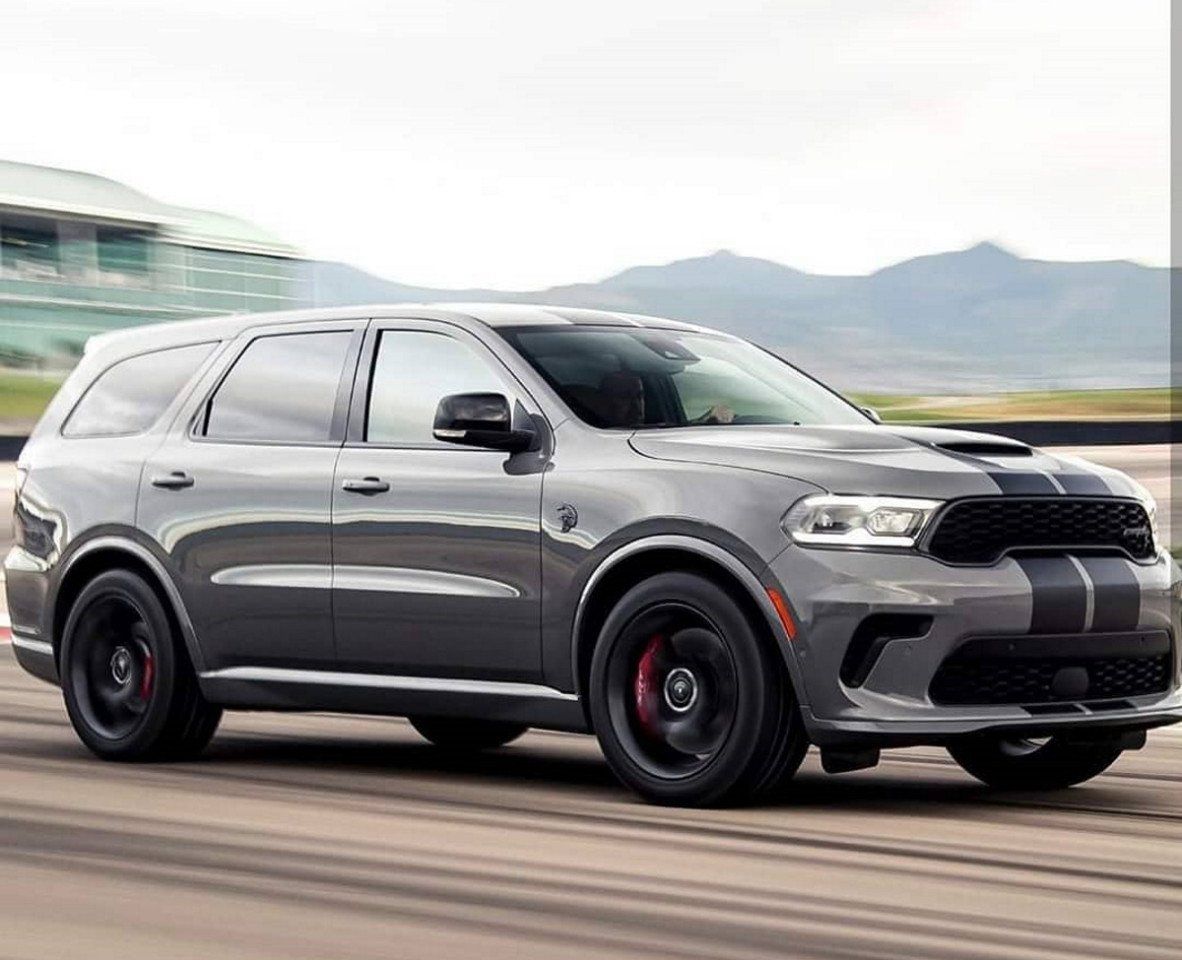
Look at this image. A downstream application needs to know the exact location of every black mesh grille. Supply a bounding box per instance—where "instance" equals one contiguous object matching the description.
[925,498,1153,565]
[931,654,1170,705]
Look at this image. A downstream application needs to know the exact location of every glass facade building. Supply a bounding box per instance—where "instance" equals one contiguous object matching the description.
[0,160,307,364]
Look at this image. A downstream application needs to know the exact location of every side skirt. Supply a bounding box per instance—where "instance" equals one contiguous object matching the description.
[198,667,591,733]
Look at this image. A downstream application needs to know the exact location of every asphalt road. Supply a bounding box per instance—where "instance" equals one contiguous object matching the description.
[2,646,1181,959]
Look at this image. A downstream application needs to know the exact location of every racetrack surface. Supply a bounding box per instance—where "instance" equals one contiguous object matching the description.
[2,647,1181,960]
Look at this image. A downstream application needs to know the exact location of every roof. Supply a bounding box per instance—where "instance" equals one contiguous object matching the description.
[428,303,708,331]
[0,158,299,258]
[82,303,718,359]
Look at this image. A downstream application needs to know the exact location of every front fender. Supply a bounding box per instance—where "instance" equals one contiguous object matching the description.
[565,531,808,705]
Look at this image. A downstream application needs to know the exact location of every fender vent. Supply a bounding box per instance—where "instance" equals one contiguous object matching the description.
[841,614,933,687]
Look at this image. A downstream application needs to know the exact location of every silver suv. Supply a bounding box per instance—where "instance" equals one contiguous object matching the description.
[7,304,1179,806]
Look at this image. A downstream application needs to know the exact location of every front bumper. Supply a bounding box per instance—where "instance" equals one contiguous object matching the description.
[765,545,1182,746]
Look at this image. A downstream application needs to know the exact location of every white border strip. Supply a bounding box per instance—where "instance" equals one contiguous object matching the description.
[1064,555,1096,633]
[200,666,579,702]
[11,635,53,656]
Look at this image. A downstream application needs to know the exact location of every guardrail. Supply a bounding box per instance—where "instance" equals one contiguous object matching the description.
[0,421,1176,461]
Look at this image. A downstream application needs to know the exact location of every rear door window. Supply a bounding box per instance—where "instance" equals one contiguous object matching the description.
[201,331,352,443]
[63,342,214,438]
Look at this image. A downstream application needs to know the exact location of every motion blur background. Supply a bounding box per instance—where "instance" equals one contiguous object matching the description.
[0,2,1177,958]
[0,0,1172,420]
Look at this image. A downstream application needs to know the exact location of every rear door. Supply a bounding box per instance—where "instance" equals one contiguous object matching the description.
[139,319,363,671]
[331,319,547,680]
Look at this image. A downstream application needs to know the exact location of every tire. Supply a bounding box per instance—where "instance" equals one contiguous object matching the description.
[947,734,1124,790]
[588,571,808,807]
[409,716,528,751]
[60,569,222,761]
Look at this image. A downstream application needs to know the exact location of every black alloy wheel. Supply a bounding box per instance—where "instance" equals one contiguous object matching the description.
[590,571,808,807]
[614,617,738,779]
[68,594,157,740]
[61,569,222,761]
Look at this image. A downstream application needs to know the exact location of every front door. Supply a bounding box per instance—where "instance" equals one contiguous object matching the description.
[331,321,546,680]
[139,321,362,671]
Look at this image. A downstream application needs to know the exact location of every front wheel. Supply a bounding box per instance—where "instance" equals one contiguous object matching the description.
[947,734,1124,790]
[588,571,808,807]
[61,569,221,761]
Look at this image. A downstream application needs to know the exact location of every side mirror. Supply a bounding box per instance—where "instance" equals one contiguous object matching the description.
[861,406,882,424]
[433,393,536,452]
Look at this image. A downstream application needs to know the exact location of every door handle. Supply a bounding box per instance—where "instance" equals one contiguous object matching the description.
[341,476,390,494]
[150,471,195,490]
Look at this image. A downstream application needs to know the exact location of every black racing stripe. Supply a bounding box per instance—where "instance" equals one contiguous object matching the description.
[918,444,1049,495]
[1041,454,1113,495]
[1015,556,1088,634]
[1077,556,1141,632]
[1052,472,1111,495]
[984,470,1060,495]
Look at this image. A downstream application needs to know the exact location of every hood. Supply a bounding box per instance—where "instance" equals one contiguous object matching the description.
[629,424,1140,500]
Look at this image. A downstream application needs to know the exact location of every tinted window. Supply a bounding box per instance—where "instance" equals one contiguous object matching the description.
[64,342,214,438]
[203,331,351,442]
[502,326,867,429]
[367,331,508,445]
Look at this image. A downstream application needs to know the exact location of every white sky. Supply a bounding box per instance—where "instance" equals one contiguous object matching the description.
[0,0,1170,289]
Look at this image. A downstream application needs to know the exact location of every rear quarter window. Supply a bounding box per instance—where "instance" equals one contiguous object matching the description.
[63,342,215,438]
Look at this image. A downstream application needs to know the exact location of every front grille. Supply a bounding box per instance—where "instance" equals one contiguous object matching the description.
[930,632,1172,706]
[925,497,1153,565]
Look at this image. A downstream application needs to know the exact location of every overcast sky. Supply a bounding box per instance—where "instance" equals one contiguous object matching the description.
[0,0,1169,289]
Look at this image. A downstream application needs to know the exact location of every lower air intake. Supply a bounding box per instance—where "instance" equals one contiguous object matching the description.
[929,632,1172,706]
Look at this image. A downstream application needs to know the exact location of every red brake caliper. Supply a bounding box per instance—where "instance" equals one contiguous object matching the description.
[633,634,664,736]
[139,650,155,700]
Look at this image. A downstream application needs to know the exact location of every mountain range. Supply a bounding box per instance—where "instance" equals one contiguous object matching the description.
[303,242,1169,393]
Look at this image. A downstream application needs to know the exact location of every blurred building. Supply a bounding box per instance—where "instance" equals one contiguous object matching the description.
[0,159,306,364]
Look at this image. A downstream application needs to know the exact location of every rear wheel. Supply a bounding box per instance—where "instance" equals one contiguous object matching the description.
[409,716,528,751]
[947,734,1124,789]
[588,571,808,807]
[61,569,221,761]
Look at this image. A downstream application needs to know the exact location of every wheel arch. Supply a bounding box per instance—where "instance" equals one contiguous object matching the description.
[51,536,206,673]
[570,535,803,705]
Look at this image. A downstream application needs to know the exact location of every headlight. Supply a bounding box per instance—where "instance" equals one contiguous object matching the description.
[783,495,943,548]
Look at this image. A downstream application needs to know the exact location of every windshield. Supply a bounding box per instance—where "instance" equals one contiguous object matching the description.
[500,326,868,429]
